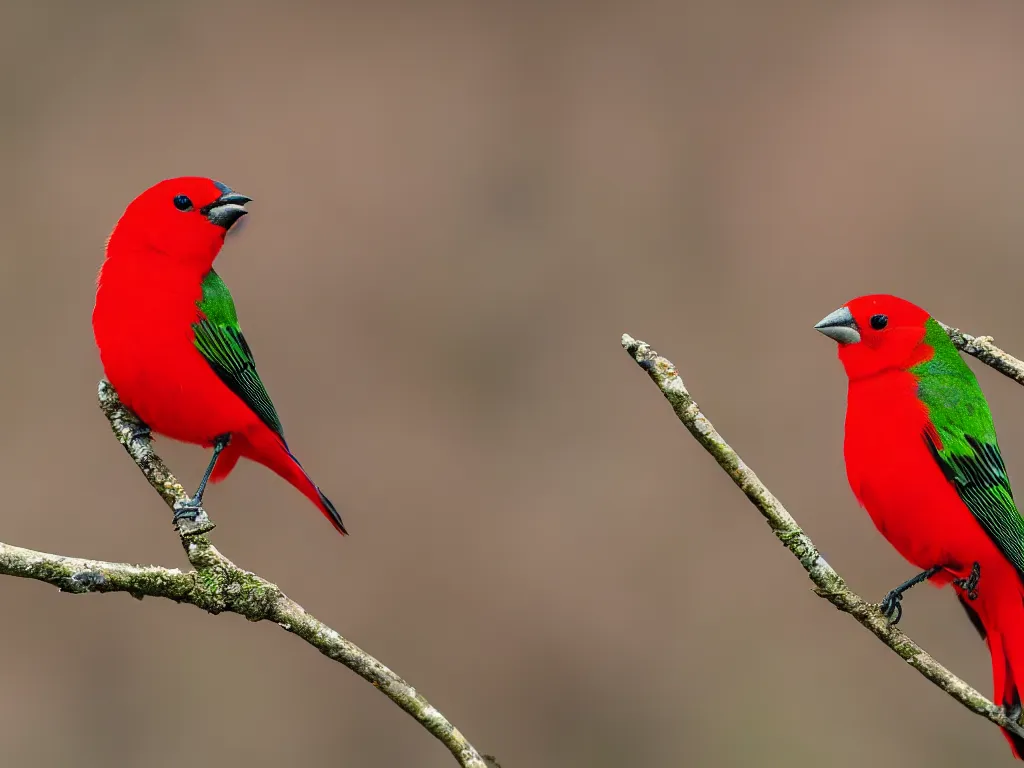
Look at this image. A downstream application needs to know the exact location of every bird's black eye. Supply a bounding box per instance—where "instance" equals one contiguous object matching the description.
[870,314,888,330]
[173,195,193,212]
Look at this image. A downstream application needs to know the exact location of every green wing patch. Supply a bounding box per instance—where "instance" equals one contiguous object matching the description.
[913,317,1024,578]
[925,430,1024,576]
[193,269,285,440]
[193,320,284,439]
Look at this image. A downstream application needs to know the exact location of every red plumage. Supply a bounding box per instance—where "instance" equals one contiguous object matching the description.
[847,367,1024,754]
[93,177,346,535]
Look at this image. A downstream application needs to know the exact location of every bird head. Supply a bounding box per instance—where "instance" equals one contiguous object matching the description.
[106,177,251,270]
[815,294,932,380]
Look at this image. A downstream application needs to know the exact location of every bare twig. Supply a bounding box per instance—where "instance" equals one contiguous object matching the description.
[620,332,1024,742]
[941,322,1024,385]
[0,381,490,768]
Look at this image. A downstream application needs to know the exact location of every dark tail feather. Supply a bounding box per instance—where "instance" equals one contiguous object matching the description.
[284,448,348,536]
[313,482,348,536]
[246,429,347,535]
[958,593,987,640]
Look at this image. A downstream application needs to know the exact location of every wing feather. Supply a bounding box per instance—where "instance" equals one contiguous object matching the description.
[926,431,1024,575]
[192,270,285,440]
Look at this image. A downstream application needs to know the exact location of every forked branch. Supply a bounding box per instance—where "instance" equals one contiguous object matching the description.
[0,381,491,768]
[621,328,1024,742]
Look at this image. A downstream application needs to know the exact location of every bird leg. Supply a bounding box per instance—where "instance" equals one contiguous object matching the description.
[880,566,942,625]
[953,561,981,601]
[172,434,231,522]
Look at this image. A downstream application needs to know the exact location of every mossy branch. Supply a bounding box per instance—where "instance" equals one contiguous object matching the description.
[620,331,1024,743]
[0,381,492,768]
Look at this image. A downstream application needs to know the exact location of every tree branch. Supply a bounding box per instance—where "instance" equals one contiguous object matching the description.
[620,330,1024,743]
[941,322,1024,385]
[0,381,492,768]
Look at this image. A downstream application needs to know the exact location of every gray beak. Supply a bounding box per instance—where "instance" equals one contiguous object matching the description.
[201,183,251,229]
[814,306,861,344]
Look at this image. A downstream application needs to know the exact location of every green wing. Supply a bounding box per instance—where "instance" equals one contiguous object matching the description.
[924,430,1024,574]
[915,318,1024,575]
[193,269,285,440]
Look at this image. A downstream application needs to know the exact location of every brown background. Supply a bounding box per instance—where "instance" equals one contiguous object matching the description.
[4,1,1024,766]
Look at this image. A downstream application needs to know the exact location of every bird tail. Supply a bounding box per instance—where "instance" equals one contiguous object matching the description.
[243,430,348,536]
[964,583,1024,759]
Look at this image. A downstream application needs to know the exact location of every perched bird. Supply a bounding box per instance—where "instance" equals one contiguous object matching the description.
[816,294,1022,757]
[93,177,346,535]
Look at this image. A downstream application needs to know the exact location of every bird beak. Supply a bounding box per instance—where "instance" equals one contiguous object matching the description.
[201,183,251,229]
[814,306,861,344]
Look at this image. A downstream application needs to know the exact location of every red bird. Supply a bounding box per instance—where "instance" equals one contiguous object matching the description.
[93,177,346,535]
[816,294,1024,757]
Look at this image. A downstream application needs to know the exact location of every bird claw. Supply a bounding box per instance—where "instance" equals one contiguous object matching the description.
[953,562,981,601]
[126,423,151,445]
[878,566,942,624]
[172,500,201,523]
[879,590,904,625]
[170,500,216,536]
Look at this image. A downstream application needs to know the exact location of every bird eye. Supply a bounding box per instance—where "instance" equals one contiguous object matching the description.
[870,314,888,330]
[173,195,193,212]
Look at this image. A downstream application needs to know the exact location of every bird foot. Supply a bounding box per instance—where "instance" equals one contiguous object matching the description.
[172,499,202,523]
[878,565,942,625]
[879,589,905,625]
[170,499,216,536]
[126,423,151,445]
[953,562,981,601]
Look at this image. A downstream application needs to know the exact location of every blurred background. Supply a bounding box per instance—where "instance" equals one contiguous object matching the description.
[4,1,1024,766]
